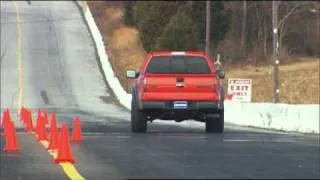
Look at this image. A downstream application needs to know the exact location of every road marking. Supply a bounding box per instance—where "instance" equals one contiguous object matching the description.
[14,1,24,110]
[13,2,84,179]
[60,163,85,180]
[224,139,259,142]
[40,141,85,180]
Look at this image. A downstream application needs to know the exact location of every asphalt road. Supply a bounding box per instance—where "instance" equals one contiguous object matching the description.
[1,1,319,179]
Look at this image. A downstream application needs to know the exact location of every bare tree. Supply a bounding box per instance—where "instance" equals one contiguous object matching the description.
[251,1,271,59]
[263,12,268,57]
[205,0,211,55]
[277,1,312,55]
[241,0,247,56]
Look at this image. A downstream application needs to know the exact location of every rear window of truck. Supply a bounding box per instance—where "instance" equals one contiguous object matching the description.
[146,56,211,74]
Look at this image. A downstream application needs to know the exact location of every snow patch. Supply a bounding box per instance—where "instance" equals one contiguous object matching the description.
[76,1,132,111]
[224,101,319,134]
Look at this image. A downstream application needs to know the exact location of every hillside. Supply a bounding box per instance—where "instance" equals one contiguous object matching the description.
[87,1,319,104]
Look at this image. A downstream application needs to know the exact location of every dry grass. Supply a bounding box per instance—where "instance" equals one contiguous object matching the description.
[226,60,319,104]
[88,2,146,92]
[108,27,147,92]
[88,2,319,104]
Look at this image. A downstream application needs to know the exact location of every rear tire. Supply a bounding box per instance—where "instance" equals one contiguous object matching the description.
[131,99,147,133]
[205,109,224,133]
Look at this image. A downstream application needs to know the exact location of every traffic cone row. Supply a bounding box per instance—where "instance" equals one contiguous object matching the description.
[30,108,83,164]
[2,107,84,164]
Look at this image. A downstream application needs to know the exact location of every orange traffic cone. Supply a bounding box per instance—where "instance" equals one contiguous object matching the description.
[2,120,10,137]
[43,110,48,126]
[29,110,34,130]
[37,109,41,117]
[1,109,11,125]
[48,112,59,150]
[35,115,42,137]
[71,116,84,142]
[54,124,75,164]
[24,110,34,132]
[20,106,27,124]
[37,116,47,141]
[3,121,19,153]
[23,108,28,125]
[1,109,7,128]
[36,109,41,124]
[1,109,10,137]
[24,108,30,126]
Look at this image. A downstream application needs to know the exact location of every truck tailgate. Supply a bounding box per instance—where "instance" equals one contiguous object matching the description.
[142,74,219,101]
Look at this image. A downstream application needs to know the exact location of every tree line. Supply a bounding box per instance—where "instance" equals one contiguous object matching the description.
[124,1,319,64]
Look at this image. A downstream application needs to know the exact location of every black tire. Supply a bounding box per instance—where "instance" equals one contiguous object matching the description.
[205,109,224,133]
[131,98,147,133]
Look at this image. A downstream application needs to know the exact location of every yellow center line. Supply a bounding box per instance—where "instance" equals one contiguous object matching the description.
[14,2,85,180]
[40,141,85,180]
[14,1,24,110]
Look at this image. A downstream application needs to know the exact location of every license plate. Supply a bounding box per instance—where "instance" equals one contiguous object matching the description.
[173,101,188,109]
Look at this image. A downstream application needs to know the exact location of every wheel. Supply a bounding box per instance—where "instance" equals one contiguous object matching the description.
[205,109,224,133]
[131,98,147,133]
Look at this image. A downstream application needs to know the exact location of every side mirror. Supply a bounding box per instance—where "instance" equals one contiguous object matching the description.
[126,69,139,79]
[216,69,225,79]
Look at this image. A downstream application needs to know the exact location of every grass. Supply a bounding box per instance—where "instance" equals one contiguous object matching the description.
[225,60,319,104]
[87,2,319,104]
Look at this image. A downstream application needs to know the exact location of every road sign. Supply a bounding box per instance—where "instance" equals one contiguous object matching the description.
[227,78,252,102]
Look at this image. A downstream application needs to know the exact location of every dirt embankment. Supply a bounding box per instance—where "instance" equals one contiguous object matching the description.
[87,1,319,104]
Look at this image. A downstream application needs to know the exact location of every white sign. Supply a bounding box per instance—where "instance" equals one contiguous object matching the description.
[227,78,252,102]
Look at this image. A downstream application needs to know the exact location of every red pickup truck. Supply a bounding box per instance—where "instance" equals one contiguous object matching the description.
[126,51,225,133]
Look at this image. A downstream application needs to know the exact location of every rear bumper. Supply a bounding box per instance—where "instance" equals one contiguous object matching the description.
[140,101,219,110]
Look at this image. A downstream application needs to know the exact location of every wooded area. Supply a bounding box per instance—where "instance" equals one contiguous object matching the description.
[123,1,319,65]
